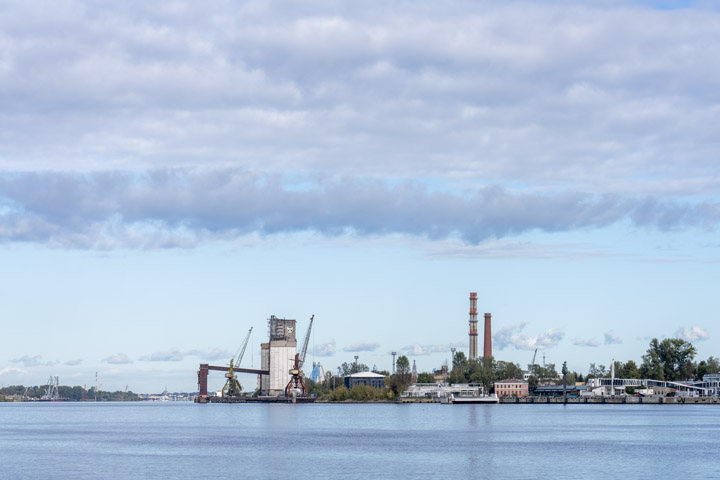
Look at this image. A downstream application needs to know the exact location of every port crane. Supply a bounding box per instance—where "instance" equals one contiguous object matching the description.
[222,327,253,397]
[310,362,326,383]
[285,315,314,397]
[527,348,538,377]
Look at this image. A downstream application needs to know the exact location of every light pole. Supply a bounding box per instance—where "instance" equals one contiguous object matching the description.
[391,352,397,374]
[354,355,359,373]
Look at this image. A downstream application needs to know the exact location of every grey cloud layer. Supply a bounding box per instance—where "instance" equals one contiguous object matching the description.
[0,169,717,248]
[2,1,720,196]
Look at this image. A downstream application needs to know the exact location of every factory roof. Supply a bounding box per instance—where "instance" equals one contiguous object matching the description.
[348,371,386,378]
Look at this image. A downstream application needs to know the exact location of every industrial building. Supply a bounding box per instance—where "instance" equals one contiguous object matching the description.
[198,314,314,402]
[259,315,299,396]
[494,379,529,398]
[344,372,386,391]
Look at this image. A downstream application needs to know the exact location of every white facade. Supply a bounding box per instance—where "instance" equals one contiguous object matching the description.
[269,344,296,395]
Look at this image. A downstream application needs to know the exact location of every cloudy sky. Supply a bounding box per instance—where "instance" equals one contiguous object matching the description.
[2,0,719,393]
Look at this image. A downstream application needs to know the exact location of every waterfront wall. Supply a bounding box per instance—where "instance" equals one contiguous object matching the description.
[501,395,720,404]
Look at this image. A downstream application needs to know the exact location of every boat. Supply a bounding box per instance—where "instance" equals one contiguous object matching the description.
[443,392,499,404]
[439,384,499,404]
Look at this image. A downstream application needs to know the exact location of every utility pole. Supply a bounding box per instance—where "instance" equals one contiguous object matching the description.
[391,352,397,374]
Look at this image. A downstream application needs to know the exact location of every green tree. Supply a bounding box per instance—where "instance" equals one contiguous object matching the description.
[640,338,696,381]
[449,351,469,384]
[349,384,377,401]
[416,372,435,383]
[695,356,720,380]
[387,355,412,394]
[341,362,370,376]
[619,360,640,379]
[395,355,411,381]
[330,385,349,401]
[468,357,495,392]
[494,360,524,380]
[587,363,608,379]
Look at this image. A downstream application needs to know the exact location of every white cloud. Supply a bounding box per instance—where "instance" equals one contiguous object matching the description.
[64,359,83,366]
[102,353,133,365]
[676,325,709,342]
[493,324,565,351]
[11,355,56,367]
[0,367,28,376]
[202,348,234,362]
[314,340,337,357]
[574,338,600,348]
[401,343,467,356]
[604,331,623,345]
[343,342,380,352]
[139,348,185,362]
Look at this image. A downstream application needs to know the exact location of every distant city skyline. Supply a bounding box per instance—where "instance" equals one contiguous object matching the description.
[2,0,719,392]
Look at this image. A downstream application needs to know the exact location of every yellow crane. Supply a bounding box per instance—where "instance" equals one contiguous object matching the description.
[222,327,253,397]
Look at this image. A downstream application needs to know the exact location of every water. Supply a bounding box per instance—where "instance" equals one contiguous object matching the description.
[2,402,719,479]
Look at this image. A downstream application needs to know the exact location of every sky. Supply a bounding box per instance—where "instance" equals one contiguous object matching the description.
[2,0,720,394]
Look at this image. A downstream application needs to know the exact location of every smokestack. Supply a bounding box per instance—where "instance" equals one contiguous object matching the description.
[483,313,492,359]
[469,293,478,360]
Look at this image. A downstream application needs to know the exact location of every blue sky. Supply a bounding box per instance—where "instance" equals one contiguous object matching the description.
[1,0,719,393]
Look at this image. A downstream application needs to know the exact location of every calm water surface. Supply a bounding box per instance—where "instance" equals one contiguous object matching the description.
[2,402,719,479]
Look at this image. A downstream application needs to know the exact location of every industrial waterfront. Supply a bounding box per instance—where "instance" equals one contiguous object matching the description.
[189,292,720,405]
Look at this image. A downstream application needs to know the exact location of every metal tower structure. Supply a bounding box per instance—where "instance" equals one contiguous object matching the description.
[469,293,478,360]
[310,362,326,383]
[42,376,59,401]
[223,327,253,397]
[285,315,314,396]
[411,360,418,383]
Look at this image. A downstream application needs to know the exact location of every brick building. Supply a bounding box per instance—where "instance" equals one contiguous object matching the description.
[494,379,529,398]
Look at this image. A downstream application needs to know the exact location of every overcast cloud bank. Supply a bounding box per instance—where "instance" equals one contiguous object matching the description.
[0,169,718,249]
[2,0,720,197]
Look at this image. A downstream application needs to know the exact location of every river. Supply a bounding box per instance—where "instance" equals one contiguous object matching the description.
[2,402,719,478]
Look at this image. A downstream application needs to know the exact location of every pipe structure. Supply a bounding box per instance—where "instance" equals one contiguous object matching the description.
[469,293,478,360]
[483,313,492,359]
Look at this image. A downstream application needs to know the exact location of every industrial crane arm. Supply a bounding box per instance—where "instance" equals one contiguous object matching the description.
[298,315,314,369]
[234,327,253,367]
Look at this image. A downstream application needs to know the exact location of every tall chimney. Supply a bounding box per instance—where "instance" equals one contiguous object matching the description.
[469,293,478,360]
[484,313,492,359]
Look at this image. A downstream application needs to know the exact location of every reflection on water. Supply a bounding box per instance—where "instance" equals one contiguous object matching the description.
[1,402,719,479]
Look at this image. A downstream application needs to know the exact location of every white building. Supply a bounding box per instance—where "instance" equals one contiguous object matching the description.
[259,316,297,396]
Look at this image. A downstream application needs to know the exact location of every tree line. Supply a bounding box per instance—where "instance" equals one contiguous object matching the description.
[588,338,718,383]
[439,337,718,394]
[306,354,415,401]
[0,384,142,401]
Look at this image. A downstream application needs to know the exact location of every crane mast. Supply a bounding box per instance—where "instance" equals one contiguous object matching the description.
[234,327,253,367]
[298,315,314,369]
[285,315,314,397]
[223,327,253,397]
